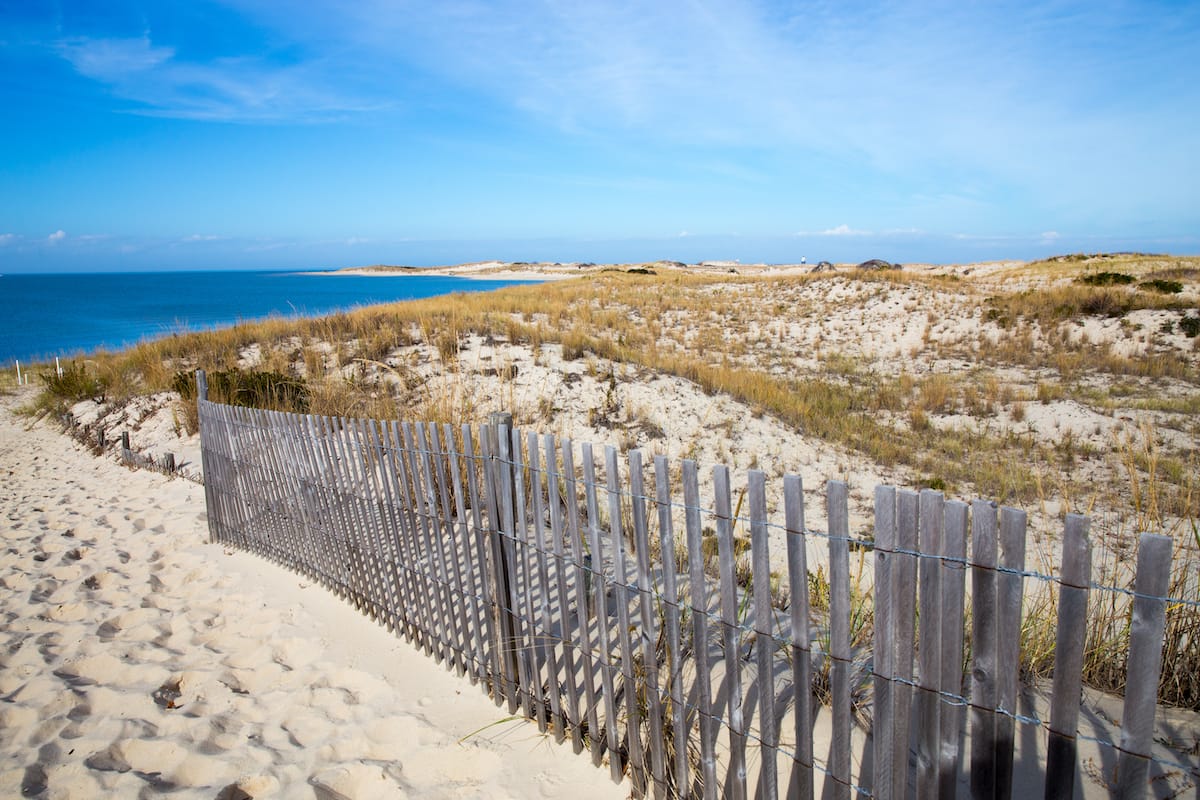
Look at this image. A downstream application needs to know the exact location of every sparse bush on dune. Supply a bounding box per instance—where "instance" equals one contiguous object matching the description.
[173,369,309,413]
[24,255,1200,708]
[41,361,107,403]
[1078,271,1135,287]
[1140,278,1184,294]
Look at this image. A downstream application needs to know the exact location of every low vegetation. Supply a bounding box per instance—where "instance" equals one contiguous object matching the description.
[20,252,1200,708]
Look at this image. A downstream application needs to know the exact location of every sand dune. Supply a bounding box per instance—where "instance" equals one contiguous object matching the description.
[0,387,629,799]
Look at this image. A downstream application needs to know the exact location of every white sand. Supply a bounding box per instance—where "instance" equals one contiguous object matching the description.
[0,388,630,799]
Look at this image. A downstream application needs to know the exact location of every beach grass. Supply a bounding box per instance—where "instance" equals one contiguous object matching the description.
[29,254,1200,708]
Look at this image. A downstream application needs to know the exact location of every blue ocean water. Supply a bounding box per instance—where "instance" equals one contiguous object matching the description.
[0,270,539,365]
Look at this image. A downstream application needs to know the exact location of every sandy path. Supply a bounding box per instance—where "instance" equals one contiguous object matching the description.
[0,389,629,799]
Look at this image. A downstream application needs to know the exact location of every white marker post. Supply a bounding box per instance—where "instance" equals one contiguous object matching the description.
[56,357,63,377]
[15,360,21,386]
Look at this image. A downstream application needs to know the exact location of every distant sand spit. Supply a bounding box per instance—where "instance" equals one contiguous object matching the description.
[0,387,628,799]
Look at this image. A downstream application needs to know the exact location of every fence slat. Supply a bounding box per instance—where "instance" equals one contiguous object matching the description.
[893,489,919,800]
[426,423,473,677]
[545,433,584,752]
[938,500,969,799]
[873,484,897,800]
[367,419,417,645]
[387,420,438,659]
[970,498,999,800]
[321,415,367,612]
[510,426,546,726]
[296,414,335,596]
[561,438,604,767]
[653,454,690,798]
[995,506,1027,799]
[916,489,945,799]
[828,480,852,800]
[462,425,501,695]
[345,418,386,623]
[583,442,624,783]
[606,446,646,797]
[748,469,778,800]
[356,418,400,635]
[784,474,814,800]
[402,422,455,667]
[684,459,719,799]
[713,465,747,800]
[527,431,564,737]
[481,421,521,712]
[1116,532,1172,795]
[442,424,487,684]
[341,416,376,612]
[1043,514,1091,800]
[629,449,668,797]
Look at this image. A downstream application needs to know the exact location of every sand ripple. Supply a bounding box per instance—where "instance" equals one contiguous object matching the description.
[1,391,627,799]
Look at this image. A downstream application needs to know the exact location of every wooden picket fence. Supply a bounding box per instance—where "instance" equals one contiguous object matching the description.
[195,373,1178,799]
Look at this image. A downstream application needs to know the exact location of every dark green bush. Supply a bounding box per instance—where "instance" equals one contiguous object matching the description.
[1180,315,1200,338]
[1139,279,1184,294]
[1078,272,1135,287]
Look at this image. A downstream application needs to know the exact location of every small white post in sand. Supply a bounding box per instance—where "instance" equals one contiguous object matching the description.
[15,360,21,385]
[56,357,62,377]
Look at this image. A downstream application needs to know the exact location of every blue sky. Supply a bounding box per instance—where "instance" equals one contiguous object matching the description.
[1,0,1197,271]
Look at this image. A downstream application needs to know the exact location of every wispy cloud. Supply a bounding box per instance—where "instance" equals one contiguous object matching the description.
[57,36,173,80]
[47,229,67,243]
[181,234,222,242]
[55,33,385,122]
[0,233,15,246]
[794,224,873,237]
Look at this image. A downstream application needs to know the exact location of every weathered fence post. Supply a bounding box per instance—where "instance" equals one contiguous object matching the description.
[488,411,521,711]
[1043,514,1091,800]
[120,431,131,463]
[164,453,176,473]
[195,369,216,542]
[1116,533,1172,794]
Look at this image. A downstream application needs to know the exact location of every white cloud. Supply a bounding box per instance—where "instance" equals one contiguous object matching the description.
[0,233,15,245]
[47,230,67,243]
[182,234,221,242]
[821,224,870,237]
[1041,231,1061,241]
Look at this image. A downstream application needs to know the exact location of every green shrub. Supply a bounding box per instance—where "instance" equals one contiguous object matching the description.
[1140,279,1184,294]
[1180,315,1200,338]
[41,362,106,402]
[1078,272,1135,287]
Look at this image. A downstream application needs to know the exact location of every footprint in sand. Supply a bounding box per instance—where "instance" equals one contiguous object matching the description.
[309,763,407,800]
[45,602,89,623]
[1,572,33,591]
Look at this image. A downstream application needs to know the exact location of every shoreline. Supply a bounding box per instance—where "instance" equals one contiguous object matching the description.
[309,267,581,281]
